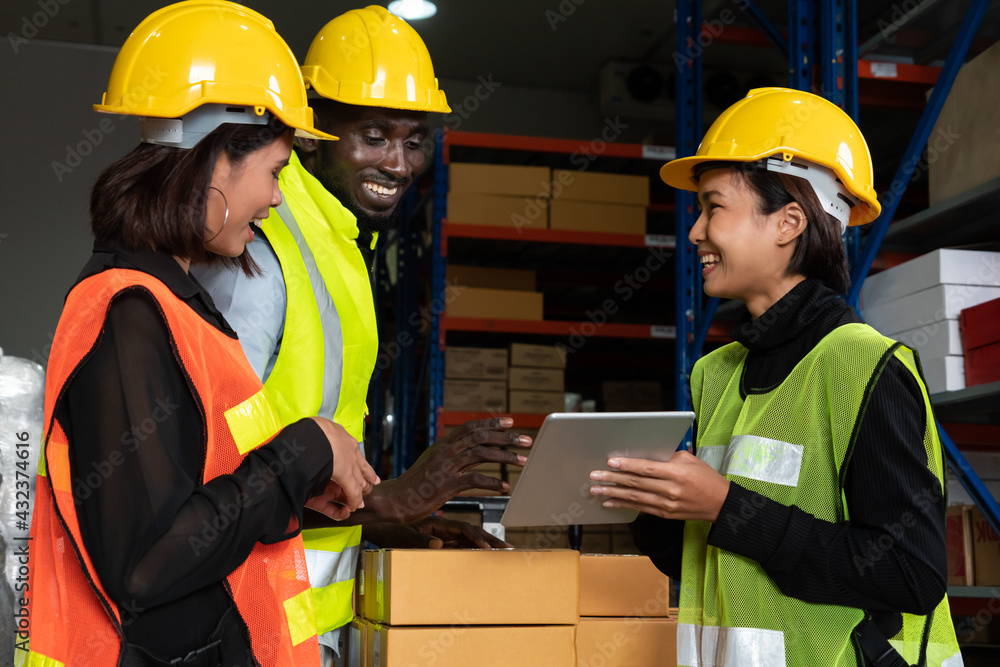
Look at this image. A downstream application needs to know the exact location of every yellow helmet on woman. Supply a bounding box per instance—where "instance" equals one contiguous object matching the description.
[94,0,337,148]
[301,5,451,113]
[660,87,880,229]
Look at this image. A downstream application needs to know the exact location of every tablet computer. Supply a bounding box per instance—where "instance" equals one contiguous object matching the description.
[500,411,695,528]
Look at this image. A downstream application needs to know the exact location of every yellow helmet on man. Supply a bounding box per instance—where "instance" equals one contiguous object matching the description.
[301,5,451,113]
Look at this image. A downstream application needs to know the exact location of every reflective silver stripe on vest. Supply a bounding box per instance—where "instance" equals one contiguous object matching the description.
[941,651,965,667]
[303,544,360,588]
[697,445,726,472]
[678,623,786,667]
[722,435,804,487]
[275,201,344,422]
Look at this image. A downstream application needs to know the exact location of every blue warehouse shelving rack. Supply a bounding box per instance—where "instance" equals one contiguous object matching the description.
[395,0,1000,627]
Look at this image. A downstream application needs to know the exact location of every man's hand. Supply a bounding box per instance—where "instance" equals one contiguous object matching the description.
[363,516,511,549]
[307,417,379,518]
[361,417,531,525]
[588,450,731,522]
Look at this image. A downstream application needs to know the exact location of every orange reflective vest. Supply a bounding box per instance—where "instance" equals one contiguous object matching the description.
[22,268,320,667]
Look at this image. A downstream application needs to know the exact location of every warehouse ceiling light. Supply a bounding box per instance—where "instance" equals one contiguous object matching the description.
[387,0,437,20]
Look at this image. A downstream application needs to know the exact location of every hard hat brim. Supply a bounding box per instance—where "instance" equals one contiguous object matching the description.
[660,153,881,227]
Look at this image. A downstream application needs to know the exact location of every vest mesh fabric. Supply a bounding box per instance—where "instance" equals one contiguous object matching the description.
[263,152,377,637]
[23,269,319,667]
[681,323,960,667]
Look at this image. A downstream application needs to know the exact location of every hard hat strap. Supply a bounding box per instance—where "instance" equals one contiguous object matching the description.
[140,104,271,150]
[762,155,857,234]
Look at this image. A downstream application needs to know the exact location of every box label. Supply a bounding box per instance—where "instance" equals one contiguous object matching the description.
[644,234,676,248]
[373,628,381,667]
[650,325,676,339]
[642,145,676,161]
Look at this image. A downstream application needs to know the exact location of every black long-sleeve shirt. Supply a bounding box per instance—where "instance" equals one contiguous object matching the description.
[61,241,333,663]
[630,278,948,640]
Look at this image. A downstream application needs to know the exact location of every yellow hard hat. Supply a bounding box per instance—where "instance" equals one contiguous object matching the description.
[660,87,880,227]
[301,5,451,113]
[94,0,336,146]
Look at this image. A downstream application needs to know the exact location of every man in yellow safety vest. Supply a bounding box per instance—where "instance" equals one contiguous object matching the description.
[195,7,529,665]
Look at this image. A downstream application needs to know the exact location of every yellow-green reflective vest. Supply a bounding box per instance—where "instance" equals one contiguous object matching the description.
[682,323,961,667]
[262,151,378,637]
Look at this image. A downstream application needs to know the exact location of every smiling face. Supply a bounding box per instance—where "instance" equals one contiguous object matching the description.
[689,168,808,317]
[306,101,429,236]
[204,132,293,257]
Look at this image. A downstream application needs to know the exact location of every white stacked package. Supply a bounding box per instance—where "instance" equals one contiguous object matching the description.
[860,249,1000,394]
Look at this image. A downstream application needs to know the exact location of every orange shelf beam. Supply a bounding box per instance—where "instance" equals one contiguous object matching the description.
[441,411,547,428]
[442,222,676,252]
[440,316,730,343]
[442,129,674,162]
[857,60,941,85]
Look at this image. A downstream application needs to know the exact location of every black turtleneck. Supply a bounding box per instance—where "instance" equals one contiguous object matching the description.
[630,279,948,628]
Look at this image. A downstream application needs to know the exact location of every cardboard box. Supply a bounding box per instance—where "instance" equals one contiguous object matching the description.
[510,343,566,369]
[552,169,650,206]
[928,39,1000,204]
[602,381,662,404]
[549,200,646,235]
[443,379,507,412]
[921,355,966,394]
[449,162,551,197]
[612,530,641,555]
[972,508,1000,586]
[447,286,544,321]
[363,550,378,621]
[947,505,975,587]
[947,472,1000,507]
[890,319,964,360]
[966,342,1000,387]
[504,527,571,550]
[961,296,1000,351]
[367,624,576,667]
[579,555,671,617]
[576,618,678,667]
[859,249,1000,309]
[370,549,580,625]
[579,529,613,555]
[447,264,537,292]
[445,346,508,380]
[509,390,565,414]
[603,401,665,412]
[861,284,1000,336]
[447,193,548,231]
[349,619,367,667]
[509,366,566,392]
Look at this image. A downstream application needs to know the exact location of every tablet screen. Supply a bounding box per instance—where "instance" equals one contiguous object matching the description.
[500,411,694,528]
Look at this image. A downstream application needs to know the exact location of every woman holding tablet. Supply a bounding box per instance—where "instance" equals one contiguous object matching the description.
[24,3,377,666]
[589,88,960,667]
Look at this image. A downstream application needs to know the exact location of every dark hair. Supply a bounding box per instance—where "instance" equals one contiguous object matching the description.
[90,117,291,276]
[696,161,850,293]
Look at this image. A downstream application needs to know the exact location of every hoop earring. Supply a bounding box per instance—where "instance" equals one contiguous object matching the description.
[205,186,229,243]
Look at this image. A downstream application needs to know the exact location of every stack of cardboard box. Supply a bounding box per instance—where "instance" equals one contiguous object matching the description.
[443,346,508,413]
[860,249,1000,394]
[508,343,566,415]
[960,296,1000,387]
[549,170,650,235]
[348,550,677,666]
[447,162,551,231]
[927,39,1000,206]
[576,555,677,667]
[948,503,1000,589]
[601,381,664,412]
[351,549,579,666]
[445,264,544,321]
